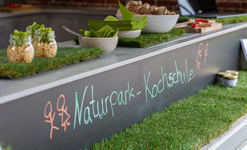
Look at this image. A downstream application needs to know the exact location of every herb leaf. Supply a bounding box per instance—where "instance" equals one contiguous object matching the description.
[27,22,45,38]
[118,0,133,20]
[35,27,55,43]
[10,29,31,47]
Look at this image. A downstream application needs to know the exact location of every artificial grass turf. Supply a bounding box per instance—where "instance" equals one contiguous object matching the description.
[177,16,190,23]
[91,71,247,150]
[0,47,103,79]
[117,28,185,48]
[177,15,247,25]
[215,15,247,24]
[1,144,11,150]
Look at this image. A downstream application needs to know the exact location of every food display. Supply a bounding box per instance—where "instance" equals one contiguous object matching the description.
[186,18,222,33]
[88,1,147,38]
[78,25,119,53]
[33,27,57,57]
[117,0,176,15]
[89,15,147,32]
[7,30,34,63]
[115,0,179,33]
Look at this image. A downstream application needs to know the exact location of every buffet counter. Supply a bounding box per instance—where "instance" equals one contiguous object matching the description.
[0,22,247,150]
[0,8,117,48]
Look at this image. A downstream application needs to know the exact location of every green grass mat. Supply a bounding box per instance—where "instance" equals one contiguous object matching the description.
[0,47,103,79]
[117,28,185,48]
[178,15,247,24]
[0,143,11,150]
[91,71,247,150]
[177,16,190,23]
[216,16,247,24]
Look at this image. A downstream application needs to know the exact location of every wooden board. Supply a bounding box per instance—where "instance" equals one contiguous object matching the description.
[0,5,40,13]
[175,21,189,28]
[186,23,222,33]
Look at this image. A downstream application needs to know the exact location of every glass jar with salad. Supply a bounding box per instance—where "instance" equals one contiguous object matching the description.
[33,27,57,57]
[7,30,34,63]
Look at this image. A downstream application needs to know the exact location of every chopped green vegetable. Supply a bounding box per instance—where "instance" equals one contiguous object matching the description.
[89,16,147,31]
[79,25,118,38]
[89,20,134,31]
[104,16,119,21]
[10,29,31,47]
[118,0,133,21]
[26,22,45,38]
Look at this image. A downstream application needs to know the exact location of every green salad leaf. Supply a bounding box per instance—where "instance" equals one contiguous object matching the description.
[89,16,147,31]
[132,16,148,29]
[118,0,133,20]
[118,0,147,28]
[104,16,119,21]
[79,25,118,38]
[10,29,31,47]
[27,22,45,38]
[35,27,55,43]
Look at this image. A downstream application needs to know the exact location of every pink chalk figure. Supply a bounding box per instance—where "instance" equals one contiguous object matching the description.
[196,43,203,70]
[56,94,71,132]
[204,43,209,64]
[196,43,209,70]
[44,94,71,140]
[44,101,59,140]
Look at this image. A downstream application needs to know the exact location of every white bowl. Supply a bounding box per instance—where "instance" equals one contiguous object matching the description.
[116,14,179,33]
[118,29,142,38]
[79,36,118,53]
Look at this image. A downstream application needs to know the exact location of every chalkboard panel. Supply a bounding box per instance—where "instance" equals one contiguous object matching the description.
[0,28,244,150]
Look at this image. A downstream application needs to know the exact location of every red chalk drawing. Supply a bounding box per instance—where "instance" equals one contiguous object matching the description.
[196,43,203,70]
[44,94,71,140]
[57,94,71,132]
[204,43,209,64]
[44,101,59,140]
[196,43,209,70]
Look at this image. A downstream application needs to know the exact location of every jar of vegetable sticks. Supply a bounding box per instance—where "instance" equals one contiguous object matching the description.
[33,27,57,57]
[7,30,34,63]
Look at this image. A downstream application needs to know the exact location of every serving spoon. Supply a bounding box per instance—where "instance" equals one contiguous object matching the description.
[62,25,81,37]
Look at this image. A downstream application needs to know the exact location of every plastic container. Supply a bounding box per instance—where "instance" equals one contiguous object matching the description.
[33,29,57,57]
[7,33,34,63]
[217,72,238,87]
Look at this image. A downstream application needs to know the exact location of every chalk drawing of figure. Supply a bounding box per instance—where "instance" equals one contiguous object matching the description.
[196,43,203,70]
[204,43,209,64]
[44,101,59,140]
[57,94,71,132]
